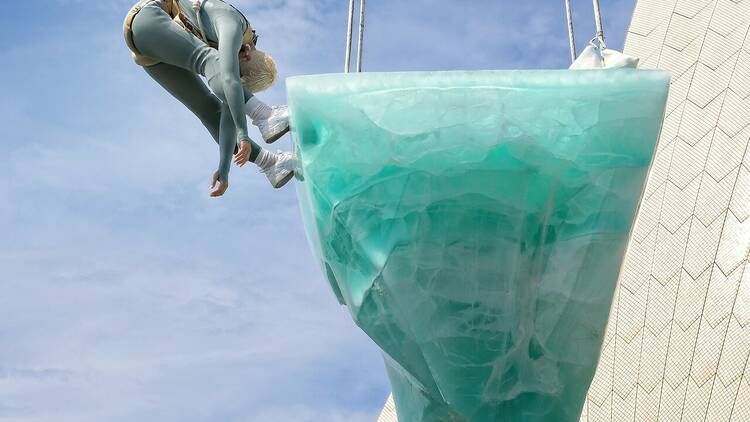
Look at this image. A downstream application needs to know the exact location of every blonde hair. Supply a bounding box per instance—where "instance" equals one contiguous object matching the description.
[240,50,277,93]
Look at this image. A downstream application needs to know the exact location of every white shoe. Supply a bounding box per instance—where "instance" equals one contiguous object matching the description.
[253,106,290,144]
[258,150,295,188]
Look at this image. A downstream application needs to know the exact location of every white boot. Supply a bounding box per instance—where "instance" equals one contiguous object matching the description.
[255,149,295,189]
[245,97,290,144]
[255,106,290,144]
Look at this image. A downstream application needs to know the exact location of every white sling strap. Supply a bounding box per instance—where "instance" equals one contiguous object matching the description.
[192,0,209,43]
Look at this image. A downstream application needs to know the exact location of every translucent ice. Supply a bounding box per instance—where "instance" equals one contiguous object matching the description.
[287,70,670,422]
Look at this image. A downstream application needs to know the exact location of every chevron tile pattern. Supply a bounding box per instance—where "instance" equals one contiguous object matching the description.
[581,0,750,421]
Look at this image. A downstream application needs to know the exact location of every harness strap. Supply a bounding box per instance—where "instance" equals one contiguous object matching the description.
[176,12,218,48]
[192,0,210,44]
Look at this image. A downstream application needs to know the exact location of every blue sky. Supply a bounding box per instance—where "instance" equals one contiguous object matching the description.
[0,1,634,421]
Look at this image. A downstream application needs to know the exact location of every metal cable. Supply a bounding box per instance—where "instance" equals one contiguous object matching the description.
[565,0,576,63]
[344,0,355,73]
[356,0,366,72]
[592,0,605,45]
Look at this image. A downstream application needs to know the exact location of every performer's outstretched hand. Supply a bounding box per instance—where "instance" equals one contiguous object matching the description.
[234,141,252,166]
[210,171,229,197]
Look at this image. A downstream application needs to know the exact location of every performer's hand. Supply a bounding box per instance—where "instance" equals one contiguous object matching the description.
[210,171,229,197]
[234,140,252,167]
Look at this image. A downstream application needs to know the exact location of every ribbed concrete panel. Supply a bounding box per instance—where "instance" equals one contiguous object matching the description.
[582,0,750,421]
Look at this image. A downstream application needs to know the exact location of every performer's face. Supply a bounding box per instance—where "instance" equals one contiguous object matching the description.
[239,43,255,62]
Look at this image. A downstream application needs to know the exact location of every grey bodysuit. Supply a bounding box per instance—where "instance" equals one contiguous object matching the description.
[130,0,259,181]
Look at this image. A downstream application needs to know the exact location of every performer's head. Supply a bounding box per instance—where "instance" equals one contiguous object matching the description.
[239,44,277,93]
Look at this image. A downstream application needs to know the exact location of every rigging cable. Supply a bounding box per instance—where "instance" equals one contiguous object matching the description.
[592,0,605,47]
[356,0,366,72]
[565,0,576,63]
[344,0,355,72]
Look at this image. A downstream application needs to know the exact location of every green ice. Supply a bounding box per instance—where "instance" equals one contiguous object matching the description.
[287,70,669,422]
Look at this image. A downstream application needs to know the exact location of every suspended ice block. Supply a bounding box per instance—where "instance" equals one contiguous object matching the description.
[287,70,669,422]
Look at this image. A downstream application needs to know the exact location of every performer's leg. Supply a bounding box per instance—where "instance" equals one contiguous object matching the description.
[145,64,264,163]
[131,4,224,146]
[219,95,293,188]
[143,62,222,143]
[242,88,290,144]
[130,4,209,73]
[215,102,264,179]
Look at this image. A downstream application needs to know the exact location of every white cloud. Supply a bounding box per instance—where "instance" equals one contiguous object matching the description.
[0,240,386,422]
[248,404,376,422]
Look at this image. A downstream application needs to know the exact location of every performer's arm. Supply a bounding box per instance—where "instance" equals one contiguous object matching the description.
[214,15,251,145]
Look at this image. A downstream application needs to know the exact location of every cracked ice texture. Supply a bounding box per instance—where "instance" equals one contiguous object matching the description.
[286,70,669,422]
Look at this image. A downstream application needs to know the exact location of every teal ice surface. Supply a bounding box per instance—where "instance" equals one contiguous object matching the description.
[287,70,670,422]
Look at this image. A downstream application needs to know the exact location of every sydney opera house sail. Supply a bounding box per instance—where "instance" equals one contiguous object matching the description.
[581,0,750,421]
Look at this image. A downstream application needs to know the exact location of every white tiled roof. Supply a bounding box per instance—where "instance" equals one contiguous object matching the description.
[377,394,398,422]
[582,1,750,420]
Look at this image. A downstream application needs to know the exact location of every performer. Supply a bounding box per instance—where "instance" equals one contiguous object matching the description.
[124,0,293,196]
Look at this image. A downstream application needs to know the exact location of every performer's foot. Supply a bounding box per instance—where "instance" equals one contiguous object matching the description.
[257,150,295,189]
[253,106,290,144]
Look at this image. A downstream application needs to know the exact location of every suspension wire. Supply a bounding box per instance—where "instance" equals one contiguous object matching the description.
[564,0,576,63]
[592,0,605,46]
[344,0,355,73]
[356,0,366,72]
